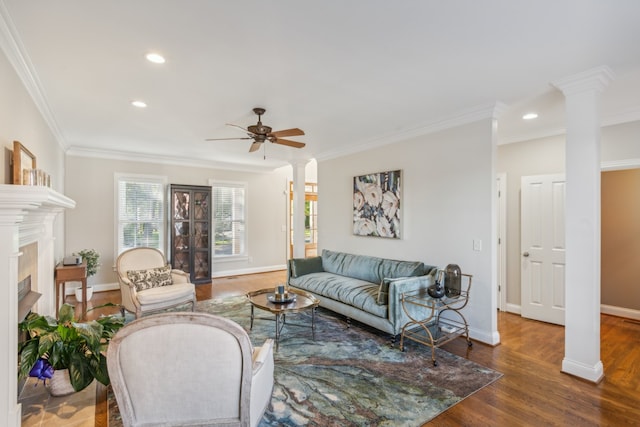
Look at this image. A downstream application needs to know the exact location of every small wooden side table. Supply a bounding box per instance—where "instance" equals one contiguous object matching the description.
[55,261,88,319]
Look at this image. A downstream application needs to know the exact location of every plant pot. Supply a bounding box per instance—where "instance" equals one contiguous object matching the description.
[47,369,76,396]
[75,286,94,302]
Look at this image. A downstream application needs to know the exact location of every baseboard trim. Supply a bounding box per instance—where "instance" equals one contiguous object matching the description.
[600,304,640,320]
[211,264,287,278]
[64,282,119,296]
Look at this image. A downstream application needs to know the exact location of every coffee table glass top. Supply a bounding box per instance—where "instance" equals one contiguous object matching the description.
[247,287,319,313]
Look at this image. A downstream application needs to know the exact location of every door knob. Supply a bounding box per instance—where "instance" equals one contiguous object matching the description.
[523,252,530,257]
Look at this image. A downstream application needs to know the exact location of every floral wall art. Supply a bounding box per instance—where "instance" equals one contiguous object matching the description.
[353,170,401,238]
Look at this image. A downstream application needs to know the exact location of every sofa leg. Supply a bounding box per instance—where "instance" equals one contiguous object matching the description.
[389,335,397,347]
[346,317,351,329]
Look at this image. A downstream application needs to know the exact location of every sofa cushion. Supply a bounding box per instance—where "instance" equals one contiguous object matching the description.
[321,249,382,284]
[290,272,387,318]
[378,258,425,279]
[127,265,173,291]
[291,256,324,278]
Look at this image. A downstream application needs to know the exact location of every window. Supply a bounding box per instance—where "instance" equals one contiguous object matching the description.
[115,174,166,255]
[212,181,246,257]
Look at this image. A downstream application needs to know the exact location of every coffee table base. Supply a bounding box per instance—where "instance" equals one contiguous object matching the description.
[250,305,316,349]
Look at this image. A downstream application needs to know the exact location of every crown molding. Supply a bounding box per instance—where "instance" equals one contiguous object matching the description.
[551,65,615,96]
[0,1,67,149]
[316,102,505,162]
[65,146,290,174]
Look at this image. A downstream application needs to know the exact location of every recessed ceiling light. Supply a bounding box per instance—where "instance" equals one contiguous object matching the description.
[146,53,166,64]
[522,113,538,120]
[131,100,147,108]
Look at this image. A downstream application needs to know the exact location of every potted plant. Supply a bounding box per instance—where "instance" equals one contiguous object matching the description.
[18,303,124,395]
[73,248,100,301]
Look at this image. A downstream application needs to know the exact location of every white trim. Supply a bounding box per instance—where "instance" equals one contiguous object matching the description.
[601,158,640,171]
[506,303,522,315]
[212,264,287,279]
[600,304,640,321]
[497,173,507,312]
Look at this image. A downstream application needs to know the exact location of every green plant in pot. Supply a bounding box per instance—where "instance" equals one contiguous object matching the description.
[18,303,124,394]
[73,248,100,301]
[74,248,100,278]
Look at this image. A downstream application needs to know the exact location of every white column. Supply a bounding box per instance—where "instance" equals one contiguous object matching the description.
[552,66,614,383]
[291,161,308,258]
[0,212,25,427]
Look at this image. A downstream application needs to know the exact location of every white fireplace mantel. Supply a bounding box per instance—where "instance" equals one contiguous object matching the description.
[0,184,75,427]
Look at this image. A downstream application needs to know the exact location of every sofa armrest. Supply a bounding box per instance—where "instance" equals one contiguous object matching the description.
[387,274,436,332]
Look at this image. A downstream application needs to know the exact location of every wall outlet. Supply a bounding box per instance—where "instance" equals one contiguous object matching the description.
[473,239,482,251]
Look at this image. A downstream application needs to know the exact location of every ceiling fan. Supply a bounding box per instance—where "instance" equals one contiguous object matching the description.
[206,107,305,153]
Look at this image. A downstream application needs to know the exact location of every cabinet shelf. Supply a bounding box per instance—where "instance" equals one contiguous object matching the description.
[169,184,212,284]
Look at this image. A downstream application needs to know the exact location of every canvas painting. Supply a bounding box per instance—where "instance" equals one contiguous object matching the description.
[353,170,401,238]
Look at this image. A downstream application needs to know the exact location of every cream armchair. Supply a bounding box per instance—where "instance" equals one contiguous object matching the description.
[107,312,275,427]
[116,247,196,318]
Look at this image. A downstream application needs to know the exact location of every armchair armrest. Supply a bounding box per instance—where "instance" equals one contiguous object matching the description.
[252,338,274,373]
[251,338,275,427]
[170,269,189,283]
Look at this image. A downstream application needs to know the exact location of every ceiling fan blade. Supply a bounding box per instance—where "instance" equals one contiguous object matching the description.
[272,138,306,149]
[249,141,262,152]
[227,123,255,136]
[269,128,305,138]
[205,137,252,141]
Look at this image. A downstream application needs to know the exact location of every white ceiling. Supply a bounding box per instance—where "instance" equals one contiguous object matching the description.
[2,1,640,171]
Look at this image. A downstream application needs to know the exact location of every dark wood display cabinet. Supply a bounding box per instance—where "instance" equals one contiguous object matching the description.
[169,184,212,284]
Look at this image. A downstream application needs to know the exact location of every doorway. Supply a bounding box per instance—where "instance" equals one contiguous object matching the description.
[289,182,318,258]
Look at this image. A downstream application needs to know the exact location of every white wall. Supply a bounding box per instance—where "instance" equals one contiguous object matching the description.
[64,156,290,287]
[497,120,640,311]
[318,119,499,344]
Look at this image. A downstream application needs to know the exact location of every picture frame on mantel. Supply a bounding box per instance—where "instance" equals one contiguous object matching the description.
[12,140,36,185]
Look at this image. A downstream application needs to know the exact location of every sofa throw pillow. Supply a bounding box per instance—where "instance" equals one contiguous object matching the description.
[291,256,324,278]
[127,264,173,292]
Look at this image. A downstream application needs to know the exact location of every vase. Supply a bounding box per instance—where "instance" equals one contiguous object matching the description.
[444,264,462,297]
[427,281,445,299]
[75,286,94,302]
[47,369,76,396]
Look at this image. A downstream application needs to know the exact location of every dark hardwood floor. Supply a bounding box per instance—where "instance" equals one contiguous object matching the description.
[81,271,640,426]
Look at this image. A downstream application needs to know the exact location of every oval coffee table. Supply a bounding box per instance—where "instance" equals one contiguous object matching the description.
[247,288,319,348]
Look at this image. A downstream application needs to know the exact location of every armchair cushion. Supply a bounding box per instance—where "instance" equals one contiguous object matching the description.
[127,264,173,291]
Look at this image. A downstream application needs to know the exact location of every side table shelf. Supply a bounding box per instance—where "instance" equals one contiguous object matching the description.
[399,273,473,366]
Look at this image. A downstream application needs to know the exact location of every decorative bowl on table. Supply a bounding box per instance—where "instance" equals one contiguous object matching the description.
[268,292,296,304]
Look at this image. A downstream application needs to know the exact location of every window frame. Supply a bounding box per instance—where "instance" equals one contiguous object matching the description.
[209,179,248,261]
[114,173,168,258]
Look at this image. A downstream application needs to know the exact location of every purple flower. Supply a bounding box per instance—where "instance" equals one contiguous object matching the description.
[29,358,54,385]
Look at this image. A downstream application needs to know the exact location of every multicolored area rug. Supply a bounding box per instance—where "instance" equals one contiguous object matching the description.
[109,297,502,427]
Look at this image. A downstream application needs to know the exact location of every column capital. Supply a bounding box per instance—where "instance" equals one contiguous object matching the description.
[552,65,615,96]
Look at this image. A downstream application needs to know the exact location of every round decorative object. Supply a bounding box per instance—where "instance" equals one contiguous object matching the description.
[427,281,445,299]
[75,286,94,302]
[268,293,297,304]
[47,369,76,396]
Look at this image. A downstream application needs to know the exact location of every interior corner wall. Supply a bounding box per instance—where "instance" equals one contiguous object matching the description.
[64,156,290,286]
[317,119,497,343]
[497,119,640,312]
[0,47,66,258]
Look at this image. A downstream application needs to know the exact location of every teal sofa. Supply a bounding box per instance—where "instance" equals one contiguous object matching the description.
[287,249,437,336]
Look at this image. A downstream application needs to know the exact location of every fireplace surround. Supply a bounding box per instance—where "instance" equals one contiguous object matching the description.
[0,185,75,427]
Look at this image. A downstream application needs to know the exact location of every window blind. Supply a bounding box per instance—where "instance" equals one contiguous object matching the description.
[213,183,246,256]
[116,176,165,254]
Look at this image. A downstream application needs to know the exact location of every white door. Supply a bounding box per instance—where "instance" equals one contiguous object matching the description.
[521,174,566,325]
